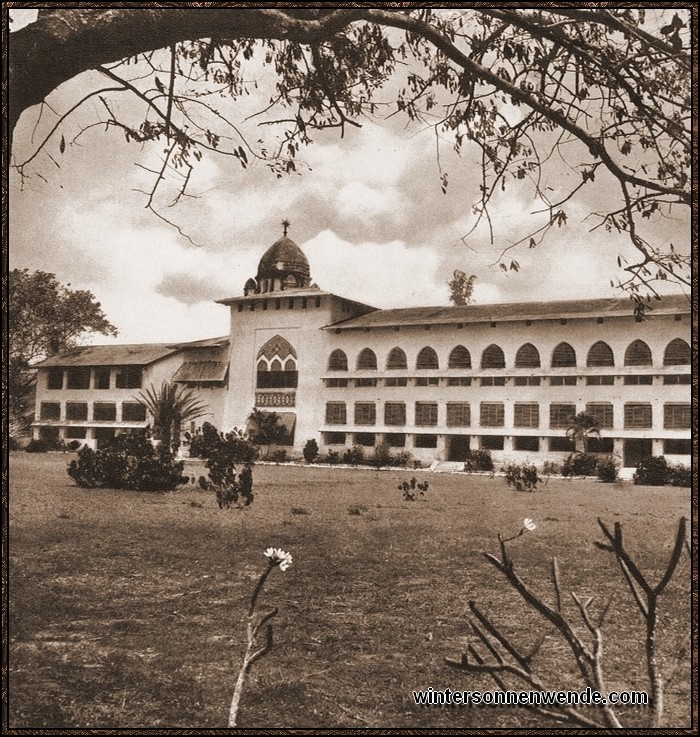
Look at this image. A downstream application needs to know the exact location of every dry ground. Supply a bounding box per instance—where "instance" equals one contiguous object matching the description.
[7,452,693,729]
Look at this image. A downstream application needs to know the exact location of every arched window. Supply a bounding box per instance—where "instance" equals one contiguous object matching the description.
[416,346,439,370]
[663,338,690,366]
[624,340,652,366]
[515,343,540,368]
[386,347,407,370]
[328,349,348,371]
[552,342,577,367]
[357,348,377,370]
[448,345,471,369]
[587,341,614,367]
[256,335,298,388]
[481,344,505,369]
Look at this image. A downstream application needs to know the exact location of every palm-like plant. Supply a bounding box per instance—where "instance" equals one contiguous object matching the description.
[137,381,209,453]
[566,412,601,454]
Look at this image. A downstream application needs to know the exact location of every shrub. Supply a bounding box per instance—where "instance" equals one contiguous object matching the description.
[504,463,540,492]
[197,427,258,508]
[66,440,83,452]
[303,439,319,464]
[269,449,288,463]
[668,464,691,488]
[463,449,493,472]
[389,450,412,468]
[562,452,598,477]
[186,421,221,459]
[9,436,20,451]
[325,449,340,465]
[542,460,563,476]
[633,456,670,486]
[26,438,52,453]
[371,442,392,468]
[343,445,365,465]
[595,455,619,483]
[67,430,187,491]
[398,476,429,501]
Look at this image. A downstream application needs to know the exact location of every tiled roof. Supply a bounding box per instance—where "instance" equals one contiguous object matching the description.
[172,361,228,383]
[325,294,690,330]
[36,343,177,368]
[167,336,229,350]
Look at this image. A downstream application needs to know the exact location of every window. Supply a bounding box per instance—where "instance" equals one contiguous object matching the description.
[481,344,505,369]
[448,345,471,369]
[624,340,652,366]
[324,432,346,445]
[326,403,347,425]
[65,427,87,440]
[587,341,614,367]
[552,342,577,367]
[515,344,540,368]
[585,403,614,429]
[354,402,376,425]
[415,377,439,387]
[93,403,116,421]
[122,402,147,422]
[384,433,406,448]
[624,403,652,429]
[481,435,504,450]
[664,439,691,455]
[115,367,142,389]
[354,432,376,447]
[514,403,539,428]
[257,358,298,388]
[550,403,576,428]
[357,348,377,370]
[514,376,540,386]
[663,374,691,385]
[623,375,653,385]
[66,368,91,389]
[480,403,504,427]
[550,376,577,386]
[514,436,539,451]
[39,427,60,442]
[447,377,472,387]
[414,434,437,448]
[446,403,470,427]
[386,347,407,370]
[586,375,614,385]
[415,402,438,426]
[94,368,110,389]
[354,378,378,387]
[385,377,408,387]
[480,376,506,386]
[416,347,439,370]
[328,349,348,371]
[586,437,614,454]
[66,402,88,421]
[549,436,575,452]
[47,369,63,390]
[40,402,60,420]
[384,402,406,426]
[664,338,690,366]
[664,403,690,429]
[326,378,348,388]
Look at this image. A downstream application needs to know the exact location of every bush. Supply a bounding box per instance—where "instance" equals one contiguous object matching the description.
[668,464,691,487]
[66,431,187,491]
[303,439,319,464]
[633,456,670,486]
[186,422,221,459]
[562,452,598,477]
[269,449,288,463]
[197,427,258,508]
[504,463,540,492]
[325,449,340,465]
[66,440,83,452]
[343,445,365,465]
[595,455,619,483]
[26,438,53,453]
[389,450,412,468]
[9,436,21,451]
[371,442,392,468]
[463,449,493,472]
[542,460,563,476]
[398,476,429,501]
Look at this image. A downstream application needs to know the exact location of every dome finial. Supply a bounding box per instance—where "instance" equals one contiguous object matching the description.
[282,218,290,237]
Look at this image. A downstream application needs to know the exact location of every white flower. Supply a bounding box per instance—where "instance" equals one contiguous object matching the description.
[523,518,537,532]
[264,547,293,571]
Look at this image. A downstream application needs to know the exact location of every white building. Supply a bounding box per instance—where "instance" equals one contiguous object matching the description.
[33,231,692,469]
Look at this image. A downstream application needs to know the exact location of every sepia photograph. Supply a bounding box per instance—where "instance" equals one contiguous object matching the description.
[5,5,695,732]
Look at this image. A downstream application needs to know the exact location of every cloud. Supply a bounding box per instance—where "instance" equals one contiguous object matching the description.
[156,273,235,305]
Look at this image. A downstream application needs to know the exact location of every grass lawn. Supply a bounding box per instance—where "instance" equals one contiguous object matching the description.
[7,452,693,729]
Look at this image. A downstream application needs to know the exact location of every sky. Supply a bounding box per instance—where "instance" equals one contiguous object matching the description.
[8,9,691,345]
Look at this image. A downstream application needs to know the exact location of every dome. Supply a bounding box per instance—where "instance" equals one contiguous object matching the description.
[256,236,311,288]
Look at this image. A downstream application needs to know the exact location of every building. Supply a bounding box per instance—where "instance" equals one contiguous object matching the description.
[32,230,692,469]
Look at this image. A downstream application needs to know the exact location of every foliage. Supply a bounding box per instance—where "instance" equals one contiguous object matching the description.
[66,440,83,452]
[269,449,288,463]
[25,438,56,453]
[66,430,187,491]
[247,409,291,458]
[371,442,411,468]
[562,452,599,477]
[303,439,319,464]
[566,412,601,453]
[342,445,365,466]
[137,381,208,452]
[323,450,340,465]
[9,436,21,451]
[8,269,117,425]
[462,449,494,472]
[542,460,563,476]
[186,421,221,458]
[448,270,476,306]
[668,464,691,488]
[633,455,670,486]
[399,476,429,501]
[595,455,620,483]
[504,463,540,492]
[197,427,258,508]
